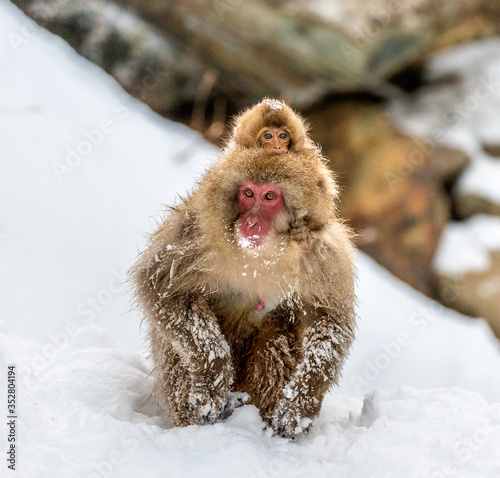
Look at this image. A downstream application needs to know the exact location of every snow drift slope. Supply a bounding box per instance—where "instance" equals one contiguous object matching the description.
[3,326,500,478]
[2,1,500,477]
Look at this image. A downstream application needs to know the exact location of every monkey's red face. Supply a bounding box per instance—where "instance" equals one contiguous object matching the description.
[258,127,290,152]
[237,180,284,249]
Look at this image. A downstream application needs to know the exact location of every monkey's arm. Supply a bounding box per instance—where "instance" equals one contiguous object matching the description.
[149,294,234,426]
[271,306,355,438]
[133,237,234,427]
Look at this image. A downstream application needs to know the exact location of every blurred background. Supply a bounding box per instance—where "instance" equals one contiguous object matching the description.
[9,0,500,338]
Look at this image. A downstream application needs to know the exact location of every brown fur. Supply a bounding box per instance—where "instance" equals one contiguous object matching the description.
[131,135,356,438]
[225,98,314,153]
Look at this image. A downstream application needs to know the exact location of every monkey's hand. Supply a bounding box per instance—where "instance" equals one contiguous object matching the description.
[289,209,308,241]
[289,217,307,241]
[219,391,251,421]
[184,343,233,426]
[155,299,235,427]
[271,318,354,439]
[270,371,317,439]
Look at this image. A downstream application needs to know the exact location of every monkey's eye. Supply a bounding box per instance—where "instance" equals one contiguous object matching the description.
[262,132,273,141]
[264,192,276,200]
[278,131,289,140]
[244,189,254,198]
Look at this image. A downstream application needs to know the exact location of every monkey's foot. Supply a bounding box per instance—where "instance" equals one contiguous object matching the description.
[184,358,235,426]
[187,391,228,425]
[270,387,317,438]
[219,391,251,421]
[271,404,314,439]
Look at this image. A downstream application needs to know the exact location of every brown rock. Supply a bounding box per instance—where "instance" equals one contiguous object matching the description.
[455,193,500,219]
[12,0,500,113]
[435,251,500,339]
[481,143,500,157]
[453,142,500,219]
[308,101,469,295]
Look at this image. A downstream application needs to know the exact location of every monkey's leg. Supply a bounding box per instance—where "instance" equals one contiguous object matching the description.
[239,318,297,424]
[271,314,355,438]
[150,298,234,427]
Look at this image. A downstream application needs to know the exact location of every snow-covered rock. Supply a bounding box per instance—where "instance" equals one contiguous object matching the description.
[389,38,500,335]
[390,38,500,220]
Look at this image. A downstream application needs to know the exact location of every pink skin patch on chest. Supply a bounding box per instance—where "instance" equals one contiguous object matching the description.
[236,292,266,313]
[254,299,266,313]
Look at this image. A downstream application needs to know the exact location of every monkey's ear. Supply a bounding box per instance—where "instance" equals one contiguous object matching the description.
[232,121,256,149]
[232,124,243,146]
[287,115,309,152]
[291,131,305,151]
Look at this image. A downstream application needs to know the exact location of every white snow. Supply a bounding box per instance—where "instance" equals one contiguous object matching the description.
[302,0,435,33]
[434,215,500,276]
[261,98,284,110]
[3,2,500,477]
[460,158,500,205]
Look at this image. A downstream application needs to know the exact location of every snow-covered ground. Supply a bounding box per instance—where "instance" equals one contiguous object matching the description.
[2,2,500,476]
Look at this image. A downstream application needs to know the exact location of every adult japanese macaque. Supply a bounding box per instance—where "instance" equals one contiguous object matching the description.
[132,103,356,439]
[225,98,316,153]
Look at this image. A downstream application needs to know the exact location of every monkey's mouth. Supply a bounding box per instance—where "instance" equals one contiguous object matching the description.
[237,218,273,250]
[238,233,263,249]
[237,226,263,250]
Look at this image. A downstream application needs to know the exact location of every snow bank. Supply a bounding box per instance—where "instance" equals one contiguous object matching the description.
[340,255,500,403]
[0,1,216,351]
[3,1,500,477]
[4,325,500,478]
[434,215,500,276]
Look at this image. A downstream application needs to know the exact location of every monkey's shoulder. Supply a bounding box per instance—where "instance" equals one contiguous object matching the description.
[297,222,356,286]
